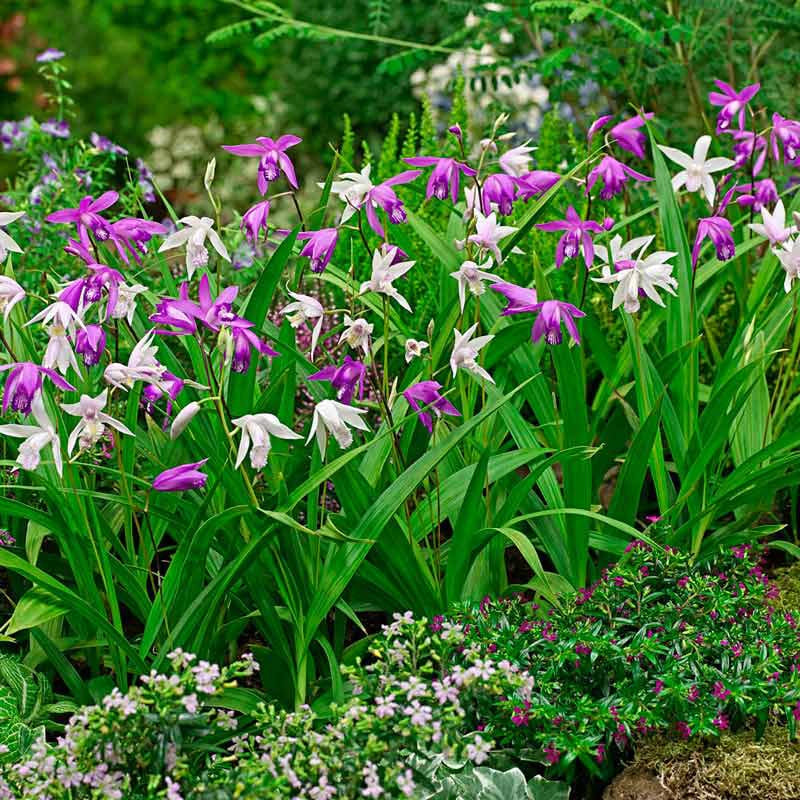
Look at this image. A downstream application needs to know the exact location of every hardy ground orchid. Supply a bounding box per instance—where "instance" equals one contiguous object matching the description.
[450,258,496,312]
[537,206,603,269]
[404,156,476,203]
[222,134,302,193]
[0,362,75,414]
[658,135,735,206]
[402,381,460,434]
[329,165,373,223]
[241,200,270,244]
[468,211,518,262]
[404,338,429,362]
[480,173,517,216]
[513,170,561,201]
[609,113,653,160]
[594,236,678,313]
[531,300,585,346]
[152,459,209,492]
[692,188,737,267]
[281,290,325,358]
[158,216,230,279]
[232,413,302,470]
[708,80,760,132]
[770,113,800,163]
[450,324,494,384]
[776,238,800,292]
[307,399,369,458]
[586,156,652,199]
[104,330,166,391]
[359,246,415,312]
[735,179,778,212]
[0,276,25,321]
[297,227,339,273]
[0,210,26,260]
[0,394,62,476]
[61,390,133,455]
[45,191,118,247]
[491,281,538,315]
[748,199,796,245]
[339,315,373,355]
[363,170,421,236]
[499,144,535,177]
[309,356,367,405]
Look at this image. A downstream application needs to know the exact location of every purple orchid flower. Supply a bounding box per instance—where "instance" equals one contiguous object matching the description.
[241,200,270,243]
[481,172,517,216]
[586,156,652,199]
[150,283,200,336]
[536,206,604,268]
[514,170,561,201]
[309,356,366,405]
[0,362,75,414]
[64,238,95,264]
[232,327,278,373]
[587,114,613,144]
[491,282,538,315]
[735,179,778,212]
[531,300,585,345]
[142,372,184,419]
[731,130,767,175]
[152,459,208,492]
[41,119,69,138]
[36,49,65,63]
[84,263,125,319]
[110,218,167,263]
[75,324,107,366]
[609,113,654,160]
[363,170,421,236]
[403,156,476,203]
[222,135,302,193]
[771,113,800,163]
[692,187,737,268]
[708,80,760,133]
[297,228,339,273]
[402,380,460,434]
[46,191,119,247]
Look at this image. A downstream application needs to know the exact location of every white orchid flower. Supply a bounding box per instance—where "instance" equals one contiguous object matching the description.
[657,135,735,206]
[450,258,496,312]
[281,290,325,359]
[158,216,230,279]
[61,390,133,454]
[359,247,416,313]
[0,394,62,476]
[232,413,302,470]
[307,399,369,459]
[450,324,495,384]
[0,211,25,261]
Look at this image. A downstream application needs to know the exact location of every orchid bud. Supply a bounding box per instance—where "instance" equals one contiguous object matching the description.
[170,401,201,440]
[448,124,463,143]
[427,319,435,340]
[602,217,615,231]
[204,157,216,192]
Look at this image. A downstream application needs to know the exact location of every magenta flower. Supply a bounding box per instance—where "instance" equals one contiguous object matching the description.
[514,170,561,201]
[152,459,208,492]
[142,372,184,419]
[708,79,760,133]
[587,114,613,144]
[731,129,767,175]
[403,156,476,203]
[75,324,107,366]
[222,135,302,193]
[241,200,270,243]
[0,362,75,414]
[110,217,167,263]
[232,327,278,373]
[692,216,735,267]
[150,284,200,336]
[490,281,538,315]
[64,238,94,264]
[85,263,125,319]
[530,300,585,345]
[712,681,731,700]
[36,48,65,63]
[363,170,421,236]
[713,714,730,731]
[771,113,800,163]
[480,172,516,215]
[735,179,778,211]
[610,113,653,159]
[309,356,366,404]
[46,191,119,247]
[536,206,604,268]
[403,381,460,434]
[586,156,652,199]
[297,228,339,273]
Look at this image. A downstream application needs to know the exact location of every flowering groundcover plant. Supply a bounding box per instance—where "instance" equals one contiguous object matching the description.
[1,49,800,797]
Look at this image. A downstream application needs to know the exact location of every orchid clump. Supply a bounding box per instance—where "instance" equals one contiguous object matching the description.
[3,56,800,799]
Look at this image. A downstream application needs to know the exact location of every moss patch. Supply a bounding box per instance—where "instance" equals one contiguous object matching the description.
[774,561,800,612]
[605,728,800,800]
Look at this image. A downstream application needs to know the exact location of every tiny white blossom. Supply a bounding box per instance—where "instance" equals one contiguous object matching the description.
[359,247,416,313]
[61,390,133,454]
[0,211,25,261]
[749,200,796,246]
[328,165,373,224]
[307,399,369,459]
[657,135,735,206]
[450,323,495,384]
[281,290,325,358]
[499,143,535,177]
[404,338,429,363]
[593,236,678,313]
[450,258,496,312]
[232,413,302,470]
[776,237,800,292]
[158,216,230,279]
[0,276,24,321]
[468,211,518,262]
[0,394,62,476]
[339,314,373,355]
